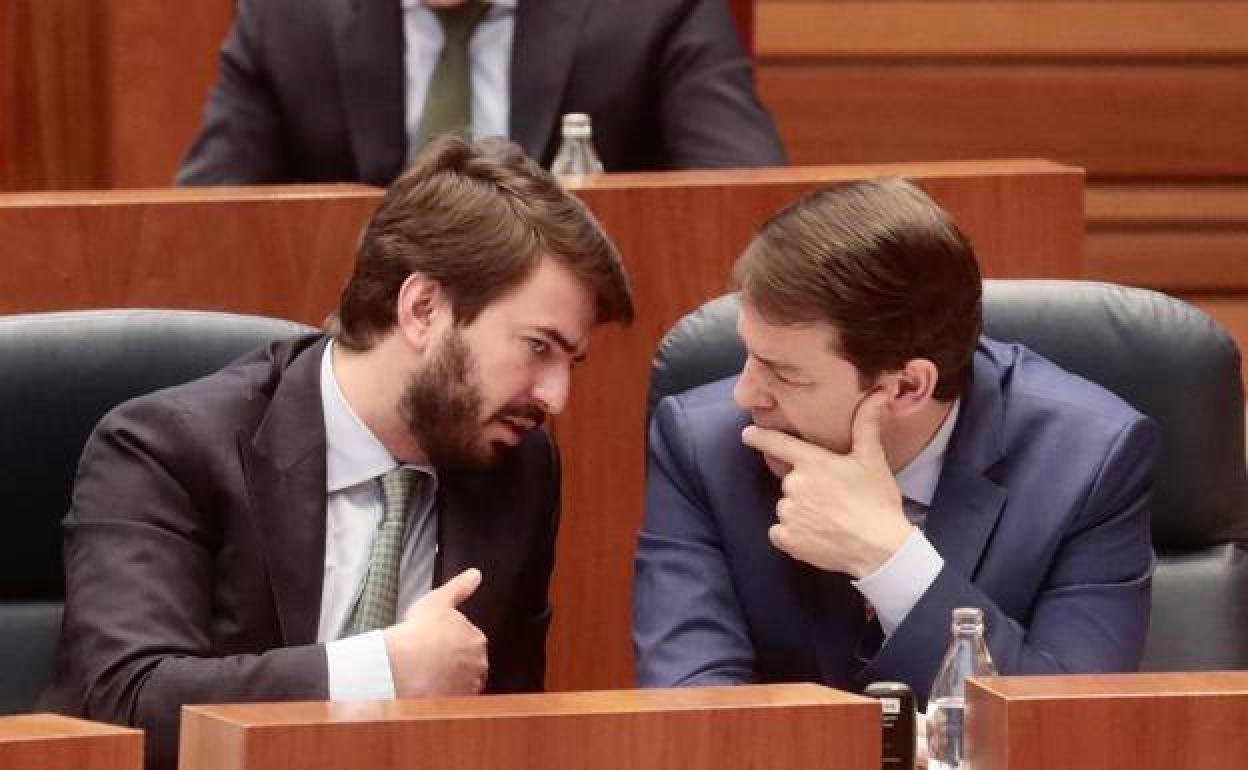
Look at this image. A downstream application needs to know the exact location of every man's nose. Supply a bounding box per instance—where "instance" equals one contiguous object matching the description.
[533,362,572,416]
[733,358,773,411]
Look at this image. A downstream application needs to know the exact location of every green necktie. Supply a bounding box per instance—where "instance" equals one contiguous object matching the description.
[413,1,491,153]
[343,467,421,635]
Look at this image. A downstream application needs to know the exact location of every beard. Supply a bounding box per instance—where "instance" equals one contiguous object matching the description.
[399,329,545,471]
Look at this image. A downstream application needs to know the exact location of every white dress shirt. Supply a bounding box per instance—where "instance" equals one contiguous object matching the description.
[319,341,440,700]
[402,0,515,154]
[853,400,962,637]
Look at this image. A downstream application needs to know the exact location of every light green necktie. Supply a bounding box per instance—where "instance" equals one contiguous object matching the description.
[413,1,490,153]
[344,467,421,635]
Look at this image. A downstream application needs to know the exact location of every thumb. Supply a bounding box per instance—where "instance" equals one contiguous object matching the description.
[430,567,482,608]
[851,388,890,464]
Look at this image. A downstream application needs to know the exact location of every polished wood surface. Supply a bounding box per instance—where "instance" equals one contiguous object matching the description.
[0,162,1084,691]
[179,684,876,770]
[104,1,234,189]
[966,672,1248,770]
[0,713,142,770]
[759,65,1247,179]
[0,185,378,321]
[758,2,1248,58]
[1,0,230,191]
[2,0,108,191]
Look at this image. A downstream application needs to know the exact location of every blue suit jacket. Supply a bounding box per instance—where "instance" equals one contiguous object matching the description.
[634,338,1159,700]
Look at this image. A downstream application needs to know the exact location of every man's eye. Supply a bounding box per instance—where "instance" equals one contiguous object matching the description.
[773,371,809,387]
[528,338,549,355]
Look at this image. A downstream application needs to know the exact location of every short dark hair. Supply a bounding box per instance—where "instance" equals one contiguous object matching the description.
[330,135,633,350]
[734,177,982,400]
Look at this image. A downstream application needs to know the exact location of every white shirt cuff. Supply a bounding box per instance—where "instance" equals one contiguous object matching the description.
[325,631,397,701]
[852,528,944,637]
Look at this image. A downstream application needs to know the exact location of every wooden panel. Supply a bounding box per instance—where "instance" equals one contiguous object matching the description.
[103,1,234,188]
[2,0,108,191]
[0,714,142,770]
[1088,185,1248,225]
[0,162,1084,692]
[0,185,379,319]
[758,2,1248,58]
[1086,184,1248,289]
[966,672,1248,770]
[757,64,1248,178]
[1,1,15,189]
[1087,233,1248,289]
[179,685,876,770]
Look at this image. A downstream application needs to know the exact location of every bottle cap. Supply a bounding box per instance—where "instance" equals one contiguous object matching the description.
[561,112,593,139]
[952,606,984,631]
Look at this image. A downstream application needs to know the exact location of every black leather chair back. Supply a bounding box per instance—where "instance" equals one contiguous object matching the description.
[0,309,315,714]
[649,280,1248,671]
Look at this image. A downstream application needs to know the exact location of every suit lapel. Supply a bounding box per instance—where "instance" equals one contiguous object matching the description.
[510,0,591,162]
[925,347,1009,580]
[434,471,510,632]
[738,450,857,685]
[241,338,331,646]
[330,0,407,184]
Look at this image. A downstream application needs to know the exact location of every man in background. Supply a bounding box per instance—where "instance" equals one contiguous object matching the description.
[177,0,785,185]
[42,136,634,770]
[635,178,1157,698]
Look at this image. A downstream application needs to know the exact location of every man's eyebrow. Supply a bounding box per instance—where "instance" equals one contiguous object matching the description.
[537,326,588,362]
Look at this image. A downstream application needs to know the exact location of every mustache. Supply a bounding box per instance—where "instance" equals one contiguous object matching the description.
[492,403,547,427]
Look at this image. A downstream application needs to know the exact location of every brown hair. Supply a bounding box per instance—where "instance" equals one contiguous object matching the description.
[330,135,633,350]
[734,177,982,400]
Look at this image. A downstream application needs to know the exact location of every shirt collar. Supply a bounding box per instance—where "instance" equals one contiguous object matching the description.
[894,399,960,507]
[320,341,436,493]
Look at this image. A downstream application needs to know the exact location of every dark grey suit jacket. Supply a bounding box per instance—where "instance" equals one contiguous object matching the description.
[39,335,560,770]
[176,0,786,184]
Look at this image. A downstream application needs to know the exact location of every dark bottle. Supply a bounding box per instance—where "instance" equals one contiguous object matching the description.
[865,680,916,770]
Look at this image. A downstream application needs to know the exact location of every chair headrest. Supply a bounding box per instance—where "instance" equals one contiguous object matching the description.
[0,309,316,599]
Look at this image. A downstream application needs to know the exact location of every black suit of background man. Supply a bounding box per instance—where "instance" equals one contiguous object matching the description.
[177,0,786,185]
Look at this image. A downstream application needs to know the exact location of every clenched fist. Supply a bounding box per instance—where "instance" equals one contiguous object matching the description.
[383,567,489,697]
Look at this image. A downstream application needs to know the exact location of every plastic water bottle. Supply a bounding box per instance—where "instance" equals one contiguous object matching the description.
[550,113,604,177]
[926,607,996,770]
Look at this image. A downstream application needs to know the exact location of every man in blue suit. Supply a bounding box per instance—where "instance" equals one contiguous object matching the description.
[634,178,1158,699]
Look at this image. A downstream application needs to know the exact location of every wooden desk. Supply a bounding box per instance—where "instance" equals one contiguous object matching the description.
[0,161,1084,690]
[178,684,876,770]
[966,671,1248,770]
[0,713,142,770]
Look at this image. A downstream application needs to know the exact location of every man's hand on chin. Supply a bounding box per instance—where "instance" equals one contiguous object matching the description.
[741,390,912,578]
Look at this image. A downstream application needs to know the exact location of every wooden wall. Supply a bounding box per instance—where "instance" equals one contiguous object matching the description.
[2,0,229,191]
[754,0,1248,387]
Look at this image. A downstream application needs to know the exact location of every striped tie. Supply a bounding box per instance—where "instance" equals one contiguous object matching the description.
[344,468,421,635]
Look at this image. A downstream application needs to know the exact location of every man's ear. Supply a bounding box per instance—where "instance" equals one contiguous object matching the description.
[395,273,446,351]
[883,358,939,417]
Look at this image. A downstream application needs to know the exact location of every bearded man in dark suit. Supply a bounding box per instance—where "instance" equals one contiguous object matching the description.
[42,135,634,770]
